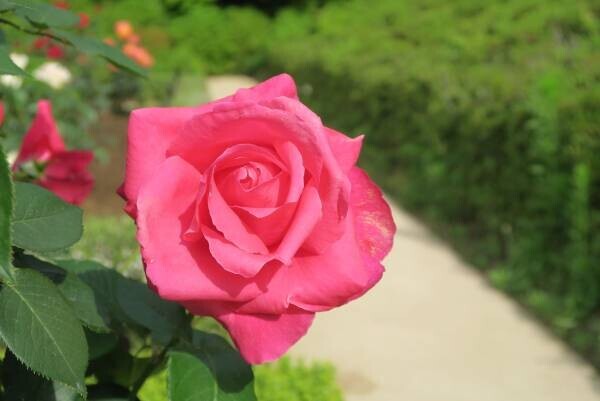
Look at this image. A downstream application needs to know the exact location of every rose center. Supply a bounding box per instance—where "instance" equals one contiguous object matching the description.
[237,164,259,190]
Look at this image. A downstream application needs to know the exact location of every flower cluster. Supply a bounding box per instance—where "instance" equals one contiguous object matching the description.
[105,20,154,68]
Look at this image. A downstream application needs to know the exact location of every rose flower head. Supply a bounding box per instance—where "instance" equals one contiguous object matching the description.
[120,74,395,364]
[12,100,94,205]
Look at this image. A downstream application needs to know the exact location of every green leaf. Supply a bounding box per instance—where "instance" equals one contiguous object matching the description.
[0,44,26,75]
[12,183,83,252]
[2,350,80,401]
[7,0,79,28]
[13,252,110,331]
[168,331,256,401]
[0,269,88,395]
[0,146,15,281]
[117,277,185,345]
[86,330,118,360]
[57,30,147,76]
[59,259,134,327]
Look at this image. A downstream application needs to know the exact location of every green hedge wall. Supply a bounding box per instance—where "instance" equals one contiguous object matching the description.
[249,0,600,366]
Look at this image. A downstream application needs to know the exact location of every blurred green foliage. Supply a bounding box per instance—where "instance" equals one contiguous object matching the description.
[72,0,600,368]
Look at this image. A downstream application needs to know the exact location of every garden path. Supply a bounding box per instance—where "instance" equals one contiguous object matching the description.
[207,75,600,401]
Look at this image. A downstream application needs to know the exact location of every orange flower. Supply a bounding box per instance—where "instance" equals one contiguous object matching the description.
[103,37,116,46]
[123,43,154,68]
[115,20,134,41]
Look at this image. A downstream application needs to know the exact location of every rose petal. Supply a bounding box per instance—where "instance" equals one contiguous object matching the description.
[234,203,297,247]
[237,206,385,314]
[326,127,363,173]
[13,100,65,168]
[274,141,304,203]
[121,94,234,216]
[185,301,314,365]
[201,225,274,278]
[167,100,323,179]
[274,185,322,264]
[39,150,94,205]
[232,73,298,102]
[136,156,262,302]
[121,107,200,216]
[349,167,395,261]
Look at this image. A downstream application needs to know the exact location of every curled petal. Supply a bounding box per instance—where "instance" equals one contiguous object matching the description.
[274,141,304,203]
[274,185,322,264]
[326,127,363,173]
[202,225,273,278]
[14,100,65,167]
[232,73,298,102]
[234,203,297,247]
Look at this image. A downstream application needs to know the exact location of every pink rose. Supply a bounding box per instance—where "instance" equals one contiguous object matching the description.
[12,100,94,205]
[120,74,395,363]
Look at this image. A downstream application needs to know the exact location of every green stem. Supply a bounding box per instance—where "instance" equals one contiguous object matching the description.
[128,340,173,401]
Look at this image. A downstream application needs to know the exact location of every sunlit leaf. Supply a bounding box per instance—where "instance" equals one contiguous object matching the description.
[168,331,256,401]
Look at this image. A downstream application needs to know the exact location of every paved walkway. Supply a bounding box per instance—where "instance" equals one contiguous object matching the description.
[205,76,600,401]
